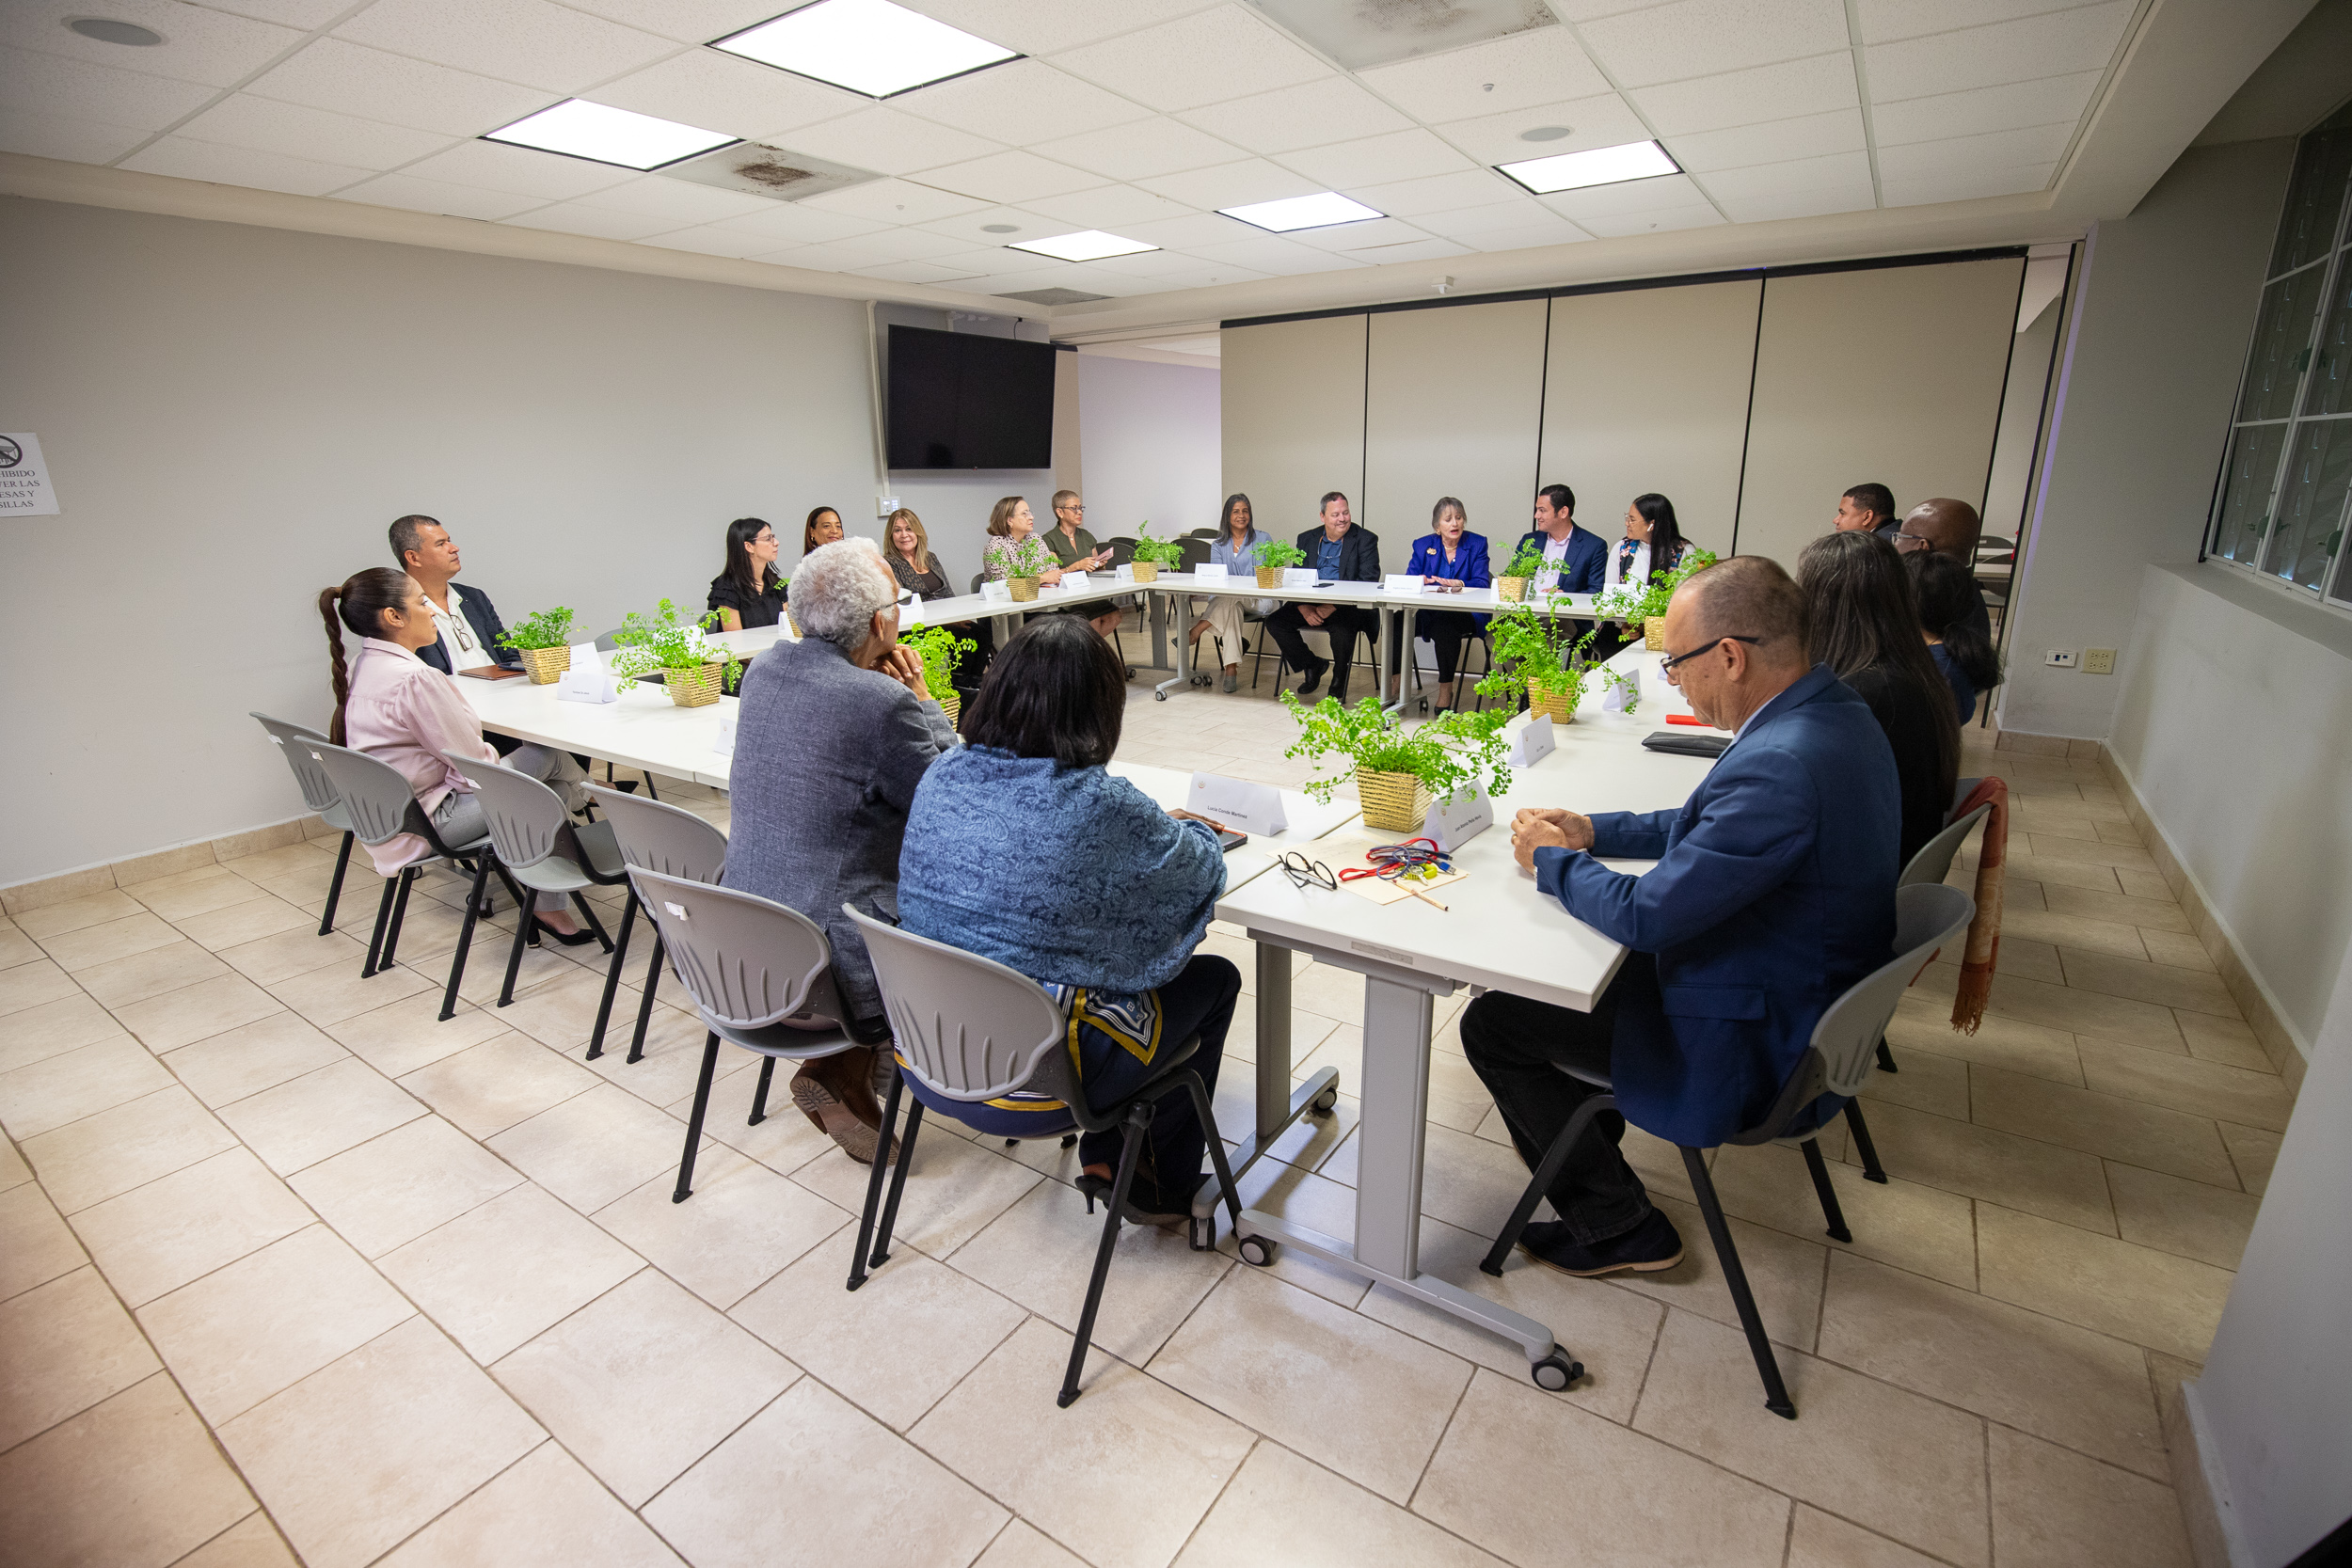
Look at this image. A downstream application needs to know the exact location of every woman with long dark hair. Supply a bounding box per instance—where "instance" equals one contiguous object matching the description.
[1797,531,1961,865]
[803,505,845,555]
[1907,549,2002,723]
[1590,493,1695,659]
[707,516,785,632]
[1188,492,1275,692]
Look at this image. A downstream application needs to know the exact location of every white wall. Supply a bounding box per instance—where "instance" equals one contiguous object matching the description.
[1072,352,1221,540]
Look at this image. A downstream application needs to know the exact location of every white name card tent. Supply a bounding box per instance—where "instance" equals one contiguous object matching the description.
[1195,562,1228,580]
[712,716,737,756]
[981,580,1012,602]
[1602,666,1638,714]
[1429,787,1492,852]
[1383,574,1422,594]
[556,667,617,705]
[1060,571,1089,589]
[1282,567,1319,587]
[1508,716,1555,766]
[1187,772,1288,837]
[899,593,925,628]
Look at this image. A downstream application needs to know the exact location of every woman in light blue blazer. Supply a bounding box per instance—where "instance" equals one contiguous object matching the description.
[1188,493,1277,693]
[1398,496,1491,711]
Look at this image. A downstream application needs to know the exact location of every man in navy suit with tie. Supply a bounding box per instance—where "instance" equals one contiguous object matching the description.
[1461,556,1900,1276]
[1510,483,1608,595]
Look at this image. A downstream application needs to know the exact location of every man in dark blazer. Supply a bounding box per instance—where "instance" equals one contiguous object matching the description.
[1833,481,1900,544]
[1509,483,1608,595]
[391,515,522,676]
[1463,557,1901,1276]
[1262,491,1381,705]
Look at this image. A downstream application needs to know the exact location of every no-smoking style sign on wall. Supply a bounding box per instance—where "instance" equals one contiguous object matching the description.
[0,435,59,516]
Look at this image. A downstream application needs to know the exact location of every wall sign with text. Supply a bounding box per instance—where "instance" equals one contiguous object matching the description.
[0,435,58,515]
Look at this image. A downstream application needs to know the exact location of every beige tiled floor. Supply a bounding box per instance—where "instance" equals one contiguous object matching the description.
[0,688,2259,1567]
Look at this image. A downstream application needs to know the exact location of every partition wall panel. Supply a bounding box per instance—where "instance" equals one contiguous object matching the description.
[1735,256,2026,566]
[1220,313,1368,536]
[1539,278,1762,558]
[1364,296,1549,549]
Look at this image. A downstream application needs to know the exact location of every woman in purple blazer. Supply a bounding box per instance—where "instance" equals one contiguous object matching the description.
[1397,496,1491,712]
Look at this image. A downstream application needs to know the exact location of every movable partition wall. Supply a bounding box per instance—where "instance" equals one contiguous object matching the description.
[1220,251,2030,570]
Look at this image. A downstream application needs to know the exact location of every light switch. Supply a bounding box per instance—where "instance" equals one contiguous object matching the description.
[2082,648,2116,674]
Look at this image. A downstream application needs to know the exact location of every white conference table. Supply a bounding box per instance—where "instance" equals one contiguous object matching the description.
[1215,648,1721,1382]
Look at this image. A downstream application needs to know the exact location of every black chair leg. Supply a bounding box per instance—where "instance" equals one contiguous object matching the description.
[1800,1138,1851,1243]
[360,877,398,978]
[1874,1037,1899,1072]
[1479,1093,1618,1277]
[848,1066,906,1291]
[1681,1146,1795,1419]
[750,1056,777,1125]
[1179,1071,1245,1252]
[628,934,665,1064]
[497,893,534,1006]
[1061,1106,1149,1408]
[1844,1101,1888,1184]
[586,891,637,1061]
[438,855,493,1022]
[868,1099,926,1270]
[673,1031,723,1203]
[571,892,613,953]
[377,867,417,970]
[319,832,354,937]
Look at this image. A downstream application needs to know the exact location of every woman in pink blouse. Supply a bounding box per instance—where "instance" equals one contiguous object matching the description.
[319,568,592,942]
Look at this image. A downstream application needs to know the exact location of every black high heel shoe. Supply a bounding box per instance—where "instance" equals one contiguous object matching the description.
[532,915,597,946]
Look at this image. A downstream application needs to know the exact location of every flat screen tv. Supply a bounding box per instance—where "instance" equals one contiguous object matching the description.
[886,325,1057,470]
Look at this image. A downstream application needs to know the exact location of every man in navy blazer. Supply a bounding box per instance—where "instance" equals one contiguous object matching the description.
[1509,483,1608,595]
[1261,491,1381,705]
[1461,557,1900,1276]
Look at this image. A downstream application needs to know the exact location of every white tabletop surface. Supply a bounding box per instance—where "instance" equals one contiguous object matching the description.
[1151,569,1598,619]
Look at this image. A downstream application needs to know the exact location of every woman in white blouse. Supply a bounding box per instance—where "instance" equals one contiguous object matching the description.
[1594,493,1695,660]
[318,568,592,942]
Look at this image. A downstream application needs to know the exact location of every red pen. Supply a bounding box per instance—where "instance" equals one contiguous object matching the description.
[1665,714,1709,727]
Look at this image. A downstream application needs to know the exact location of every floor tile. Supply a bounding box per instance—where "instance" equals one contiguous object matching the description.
[217,926,369,987]
[648,1376,1006,1568]
[675,1051,861,1176]
[1634,1310,1989,1566]
[375,1441,685,1568]
[2026,833,2154,871]
[2171,1011,2272,1070]
[1976,972,2185,1050]
[487,1081,690,1212]
[1611,1190,1829,1352]
[596,1150,850,1308]
[218,1058,425,1175]
[1970,1065,2235,1187]
[0,1265,163,1449]
[1976,1205,2233,1361]
[580,1004,732,1106]
[137,1224,415,1423]
[113,974,285,1053]
[0,958,79,1018]
[172,895,315,955]
[1415,1119,1549,1237]
[1992,936,2066,985]
[2137,927,2217,973]
[1175,1440,1507,1568]
[731,1246,1023,1433]
[175,1511,301,1568]
[451,941,580,1008]
[491,963,644,1052]
[77,941,233,1009]
[398,1033,600,1139]
[1838,1100,2113,1232]
[791,1122,1042,1259]
[1213,1151,1375,1306]
[0,1374,256,1568]
[14,889,145,941]
[0,1033,175,1139]
[162,1012,347,1108]
[1889,999,2084,1083]
[39,911,185,973]
[2001,906,2146,960]
[2074,1039,2292,1133]
[912,1316,1249,1568]
[1416,1368,1788,1568]
[0,1181,87,1302]
[1988,1425,2192,1567]
[72,1147,312,1306]
[1707,1141,1979,1290]
[125,865,270,923]
[24,1085,239,1212]
[2217,1122,2280,1196]
[326,990,509,1077]
[2041,882,2191,933]
[383,1182,644,1362]
[1818,1251,2163,1477]
[219,1316,545,1568]
[2058,949,2241,1019]
[0,1135,25,1191]
[268,961,432,1028]
[1786,1504,1951,1567]
[2105,1163,2260,1270]
[973,1521,1088,1568]
[0,924,52,969]
[290,1115,525,1259]
[1855,1044,1969,1117]
[0,992,127,1074]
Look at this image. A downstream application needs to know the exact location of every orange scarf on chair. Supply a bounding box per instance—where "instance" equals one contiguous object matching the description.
[1949,776,2009,1034]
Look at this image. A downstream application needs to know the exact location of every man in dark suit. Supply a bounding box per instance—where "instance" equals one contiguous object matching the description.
[1262,491,1381,705]
[391,515,522,676]
[1895,497,1995,646]
[1463,556,1901,1276]
[1509,483,1607,595]
[1833,482,1900,543]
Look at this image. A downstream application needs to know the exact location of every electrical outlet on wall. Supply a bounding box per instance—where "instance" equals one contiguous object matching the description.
[2044,649,2078,669]
[2082,648,2116,674]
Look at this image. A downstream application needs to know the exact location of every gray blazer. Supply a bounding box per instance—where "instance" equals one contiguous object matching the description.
[722,635,958,1022]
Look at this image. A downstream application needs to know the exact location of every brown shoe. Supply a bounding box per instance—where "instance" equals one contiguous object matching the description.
[790,1050,897,1164]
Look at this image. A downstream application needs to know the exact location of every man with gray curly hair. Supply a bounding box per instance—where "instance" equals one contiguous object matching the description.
[723,534,959,1163]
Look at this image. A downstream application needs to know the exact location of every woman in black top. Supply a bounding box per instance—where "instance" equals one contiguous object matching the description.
[1907,549,2002,724]
[1797,531,1960,868]
[708,516,785,631]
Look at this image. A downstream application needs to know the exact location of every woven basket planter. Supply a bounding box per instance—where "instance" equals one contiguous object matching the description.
[1644,617,1668,651]
[938,689,961,729]
[1496,576,1531,602]
[1528,680,1581,724]
[1358,768,1431,833]
[1129,562,1160,583]
[664,663,724,708]
[1008,577,1041,602]
[516,645,571,685]
[1256,566,1284,589]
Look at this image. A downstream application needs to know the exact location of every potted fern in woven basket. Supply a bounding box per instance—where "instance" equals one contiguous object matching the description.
[1254,538,1305,589]
[1592,547,1719,651]
[1281,693,1512,834]
[900,624,976,728]
[1004,535,1053,601]
[608,599,741,708]
[498,606,576,684]
[1128,522,1184,583]
[1480,596,1604,722]
[1494,538,1549,602]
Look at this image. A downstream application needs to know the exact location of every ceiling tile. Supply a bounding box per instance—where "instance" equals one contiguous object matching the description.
[1135,157,1319,208]
[1094,260,1263,290]
[1280,128,1475,188]
[1112,211,1260,248]
[244,39,548,136]
[1429,92,1650,165]
[335,0,682,93]
[913,148,1102,203]
[0,104,151,163]
[119,134,373,195]
[1875,121,2074,181]
[552,0,790,45]
[202,0,358,23]
[1858,0,2114,46]
[1081,245,1222,277]
[912,0,1223,57]
[1282,215,1438,252]
[1410,197,1580,236]
[0,44,217,132]
[1881,160,2053,206]
[1664,105,1865,171]
[501,200,680,240]
[399,138,641,198]
[1581,0,1851,88]
[1863,1,2131,102]
[1536,170,1707,218]
[913,204,1070,245]
[773,107,1002,177]
[1049,4,1329,114]
[850,258,993,284]
[1032,117,1241,181]
[331,171,545,219]
[894,59,1151,140]
[572,174,782,223]
[0,2,304,89]
[1692,149,1873,199]
[1549,0,1677,17]
[1023,183,1198,228]
[1185,233,1369,274]
[794,176,993,223]
[173,94,453,170]
[1176,76,1410,156]
[1357,26,1611,121]
[1714,184,1877,223]
[1870,70,2102,146]
[1328,235,1471,265]
[1574,200,1725,236]
[1458,219,1595,251]
[586,49,868,141]
[1342,167,1524,217]
[636,222,804,257]
[704,201,890,243]
[787,230,978,269]
[1629,52,1859,135]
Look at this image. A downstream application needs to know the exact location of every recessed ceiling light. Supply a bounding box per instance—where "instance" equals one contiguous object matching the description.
[1518,125,1572,143]
[713,0,1018,99]
[1008,230,1158,261]
[1217,192,1384,232]
[483,99,738,170]
[980,223,1019,233]
[68,17,162,44]
[1498,138,1679,194]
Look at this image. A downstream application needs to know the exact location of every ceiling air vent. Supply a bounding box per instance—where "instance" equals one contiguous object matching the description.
[659,142,880,202]
[1249,0,1552,70]
[995,288,1110,306]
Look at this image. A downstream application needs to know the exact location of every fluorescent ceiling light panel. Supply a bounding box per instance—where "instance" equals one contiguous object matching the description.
[1008,230,1158,261]
[1217,191,1384,232]
[483,100,737,170]
[1497,139,1679,194]
[714,0,1019,99]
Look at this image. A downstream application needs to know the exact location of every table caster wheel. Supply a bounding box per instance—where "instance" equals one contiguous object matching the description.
[1531,1353,1581,1391]
[1310,1086,1339,1116]
[1154,689,1168,702]
[1237,1234,1278,1267]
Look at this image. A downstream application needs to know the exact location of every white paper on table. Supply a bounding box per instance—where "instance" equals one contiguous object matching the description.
[1060,570,1089,589]
[556,669,617,705]
[1383,574,1422,594]
[1188,771,1289,836]
[712,716,737,755]
[568,641,602,672]
[1195,562,1228,580]
[1602,666,1637,714]
[1509,716,1555,765]
[1429,787,1492,851]
[1113,563,1134,581]
[1281,566,1319,587]
[899,593,924,628]
[980,580,1011,602]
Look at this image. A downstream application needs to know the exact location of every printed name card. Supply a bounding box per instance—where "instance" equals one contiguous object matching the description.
[713,716,737,756]
[1281,567,1319,587]
[1509,716,1555,766]
[569,641,602,672]
[1188,771,1288,837]
[1194,562,1227,580]
[1060,570,1089,589]
[1383,574,1422,594]
[898,593,924,628]
[556,668,617,705]
[1602,666,1638,714]
[1429,787,1492,852]
[1112,563,1135,581]
[980,580,1012,602]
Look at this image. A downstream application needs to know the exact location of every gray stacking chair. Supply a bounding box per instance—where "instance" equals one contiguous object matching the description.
[580,784,727,1063]
[249,713,357,937]
[843,905,1248,1410]
[627,869,864,1203]
[437,752,620,1016]
[1871,797,1994,1072]
[1481,881,1976,1419]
